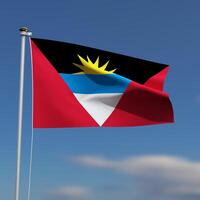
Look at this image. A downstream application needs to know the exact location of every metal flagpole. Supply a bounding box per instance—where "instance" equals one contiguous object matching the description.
[15,27,32,200]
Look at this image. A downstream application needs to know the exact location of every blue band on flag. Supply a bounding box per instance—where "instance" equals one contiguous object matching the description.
[60,73,131,94]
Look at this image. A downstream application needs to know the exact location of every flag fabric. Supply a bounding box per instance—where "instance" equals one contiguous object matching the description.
[30,38,174,128]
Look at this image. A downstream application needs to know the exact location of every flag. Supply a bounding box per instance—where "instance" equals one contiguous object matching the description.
[30,38,174,128]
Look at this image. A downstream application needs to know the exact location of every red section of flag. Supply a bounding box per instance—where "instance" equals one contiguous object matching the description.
[144,67,169,91]
[31,41,98,128]
[103,81,174,127]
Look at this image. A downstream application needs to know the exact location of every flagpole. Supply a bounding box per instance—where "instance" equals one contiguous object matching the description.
[15,27,32,200]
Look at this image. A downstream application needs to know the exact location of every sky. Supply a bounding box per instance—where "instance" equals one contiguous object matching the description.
[0,0,200,200]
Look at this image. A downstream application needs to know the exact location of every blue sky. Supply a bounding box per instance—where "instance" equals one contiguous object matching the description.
[0,0,200,200]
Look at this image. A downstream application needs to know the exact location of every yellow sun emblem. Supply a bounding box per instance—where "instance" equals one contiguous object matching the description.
[73,55,116,74]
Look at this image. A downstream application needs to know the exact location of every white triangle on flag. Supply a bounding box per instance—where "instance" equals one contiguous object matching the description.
[74,93,123,126]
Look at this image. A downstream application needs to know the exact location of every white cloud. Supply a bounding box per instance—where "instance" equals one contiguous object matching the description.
[72,155,200,197]
[51,186,92,199]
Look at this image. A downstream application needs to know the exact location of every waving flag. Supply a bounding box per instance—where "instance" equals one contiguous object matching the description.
[30,38,174,128]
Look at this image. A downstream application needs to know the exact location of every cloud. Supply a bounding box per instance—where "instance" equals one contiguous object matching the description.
[50,186,92,200]
[71,155,200,198]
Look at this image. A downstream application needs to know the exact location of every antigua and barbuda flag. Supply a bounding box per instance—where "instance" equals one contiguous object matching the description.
[30,38,174,128]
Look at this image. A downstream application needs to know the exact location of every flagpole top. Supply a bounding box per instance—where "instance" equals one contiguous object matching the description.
[19,27,32,37]
[19,27,29,32]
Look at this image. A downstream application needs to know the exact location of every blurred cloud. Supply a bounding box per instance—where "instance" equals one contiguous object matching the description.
[71,155,200,199]
[49,186,92,200]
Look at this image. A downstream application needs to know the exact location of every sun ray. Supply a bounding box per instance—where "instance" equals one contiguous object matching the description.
[73,63,85,71]
[73,55,117,74]
[87,56,93,65]
[77,55,90,68]
[99,61,109,70]
[94,56,99,68]
[74,72,84,74]
[108,69,116,73]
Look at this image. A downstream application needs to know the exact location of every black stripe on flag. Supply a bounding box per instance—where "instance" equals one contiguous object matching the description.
[32,38,168,84]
